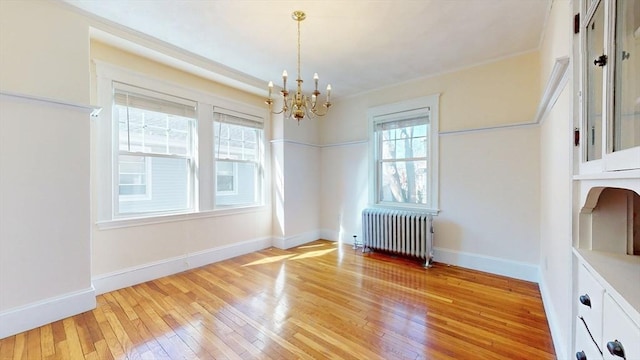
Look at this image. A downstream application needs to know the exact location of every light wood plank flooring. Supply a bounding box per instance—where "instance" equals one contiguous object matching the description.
[0,240,556,359]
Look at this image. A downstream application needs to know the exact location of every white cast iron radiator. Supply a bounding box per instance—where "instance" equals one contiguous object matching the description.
[361,208,434,267]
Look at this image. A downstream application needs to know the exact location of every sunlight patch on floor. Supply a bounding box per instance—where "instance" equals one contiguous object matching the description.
[290,248,336,260]
[241,254,294,266]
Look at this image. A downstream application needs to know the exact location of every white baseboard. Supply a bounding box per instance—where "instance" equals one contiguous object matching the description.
[92,236,273,295]
[272,230,320,249]
[188,237,273,269]
[537,270,567,359]
[0,287,96,339]
[434,247,540,282]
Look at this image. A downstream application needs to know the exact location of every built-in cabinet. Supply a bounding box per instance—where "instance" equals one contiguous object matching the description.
[573,0,640,359]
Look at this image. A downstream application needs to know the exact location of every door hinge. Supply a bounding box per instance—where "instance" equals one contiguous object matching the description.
[574,13,580,34]
[574,128,580,147]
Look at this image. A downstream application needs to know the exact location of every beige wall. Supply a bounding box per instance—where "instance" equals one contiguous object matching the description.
[320,51,542,280]
[0,0,90,104]
[90,41,261,107]
[537,0,574,358]
[89,42,273,279]
[0,0,94,338]
[321,51,540,145]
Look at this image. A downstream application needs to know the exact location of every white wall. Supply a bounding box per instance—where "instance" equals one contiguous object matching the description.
[0,1,95,338]
[537,0,574,358]
[320,142,369,243]
[89,42,274,292]
[271,104,322,248]
[437,127,540,278]
[320,51,543,281]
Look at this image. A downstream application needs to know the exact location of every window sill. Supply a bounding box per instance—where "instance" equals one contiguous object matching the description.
[96,205,268,230]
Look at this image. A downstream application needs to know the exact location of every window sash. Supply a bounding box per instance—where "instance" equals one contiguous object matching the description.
[377,159,429,205]
[116,104,194,156]
[113,83,196,217]
[213,111,263,208]
[115,153,193,216]
[376,120,429,205]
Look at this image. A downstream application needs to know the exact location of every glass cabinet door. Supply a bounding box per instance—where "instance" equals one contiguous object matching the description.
[585,1,605,161]
[613,0,640,152]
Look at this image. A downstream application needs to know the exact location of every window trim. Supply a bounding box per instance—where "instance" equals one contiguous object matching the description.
[94,61,268,227]
[368,94,440,213]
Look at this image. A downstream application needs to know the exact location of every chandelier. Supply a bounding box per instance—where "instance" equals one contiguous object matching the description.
[265,11,332,122]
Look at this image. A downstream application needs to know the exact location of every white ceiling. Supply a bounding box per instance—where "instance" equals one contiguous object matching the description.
[63,0,551,99]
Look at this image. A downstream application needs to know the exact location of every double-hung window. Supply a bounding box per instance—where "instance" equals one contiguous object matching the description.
[95,62,267,225]
[114,83,196,216]
[369,95,439,211]
[213,109,264,207]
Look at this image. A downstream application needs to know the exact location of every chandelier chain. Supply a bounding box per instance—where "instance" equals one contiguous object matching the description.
[297,19,301,82]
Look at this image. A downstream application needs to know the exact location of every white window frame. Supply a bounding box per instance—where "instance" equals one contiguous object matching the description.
[94,61,268,228]
[368,94,440,213]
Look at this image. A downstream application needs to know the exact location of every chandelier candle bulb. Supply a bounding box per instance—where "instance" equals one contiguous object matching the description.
[282,70,288,91]
[326,84,332,101]
[268,81,273,98]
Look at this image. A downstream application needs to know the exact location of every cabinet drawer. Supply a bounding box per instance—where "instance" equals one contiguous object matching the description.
[575,319,603,360]
[578,265,605,345]
[603,294,640,360]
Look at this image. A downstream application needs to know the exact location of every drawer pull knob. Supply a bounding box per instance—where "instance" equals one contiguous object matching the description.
[606,340,625,359]
[579,294,591,308]
[576,350,587,360]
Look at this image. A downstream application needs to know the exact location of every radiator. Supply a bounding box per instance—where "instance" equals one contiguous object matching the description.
[362,208,434,267]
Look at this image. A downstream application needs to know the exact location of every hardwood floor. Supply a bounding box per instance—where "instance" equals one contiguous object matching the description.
[0,240,556,359]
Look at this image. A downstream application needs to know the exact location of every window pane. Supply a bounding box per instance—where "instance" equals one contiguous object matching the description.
[215,161,258,206]
[380,124,427,160]
[215,122,261,161]
[585,2,604,160]
[379,160,427,204]
[116,104,192,156]
[613,0,640,152]
[412,137,427,157]
[216,161,235,192]
[118,156,190,214]
[229,140,243,159]
[118,155,147,198]
[214,121,263,208]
